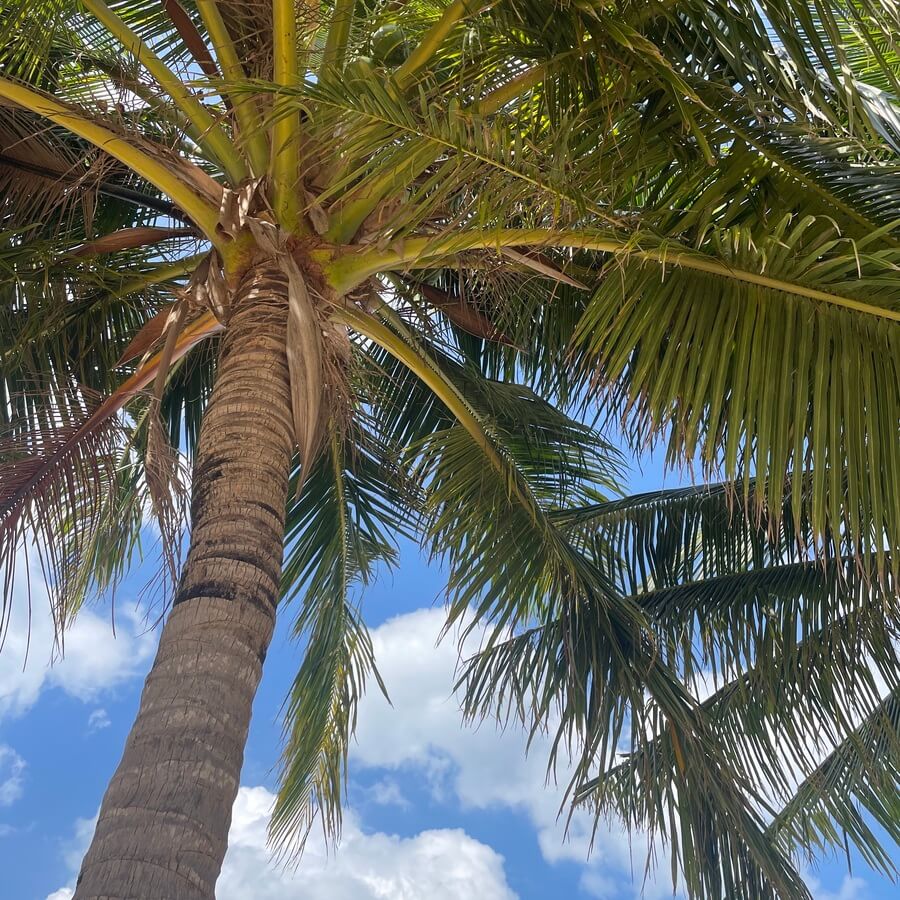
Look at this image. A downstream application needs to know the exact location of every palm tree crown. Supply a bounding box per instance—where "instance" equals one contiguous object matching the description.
[0,1,898,898]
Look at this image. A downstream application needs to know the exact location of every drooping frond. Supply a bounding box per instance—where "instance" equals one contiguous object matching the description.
[272,423,409,850]
[769,688,900,876]
[0,387,125,635]
[576,566,900,882]
[462,471,899,896]
[335,304,811,899]
[570,215,900,575]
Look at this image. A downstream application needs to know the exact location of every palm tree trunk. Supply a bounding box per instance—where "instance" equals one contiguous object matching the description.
[73,263,295,900]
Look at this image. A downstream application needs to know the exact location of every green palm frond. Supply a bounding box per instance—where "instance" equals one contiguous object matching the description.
[642,83,900,245]
[272,424,409,849]
[660,0,900,151]
[572,214,900,574]
[464,474,898,895]
[271,314,621,846]
[347,310,810,899]
[769,688,900,876]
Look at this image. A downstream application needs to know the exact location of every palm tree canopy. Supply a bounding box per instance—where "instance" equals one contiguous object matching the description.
[0,1,899,898]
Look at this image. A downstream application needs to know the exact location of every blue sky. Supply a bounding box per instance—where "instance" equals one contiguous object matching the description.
[0,451,894,900]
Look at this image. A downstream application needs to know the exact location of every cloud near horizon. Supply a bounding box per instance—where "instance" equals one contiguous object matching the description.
[44,607,667,900]
[45,786,517,900]
[39,607,870,900]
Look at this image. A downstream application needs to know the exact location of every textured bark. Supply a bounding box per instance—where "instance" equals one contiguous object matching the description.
[73,264,295,900]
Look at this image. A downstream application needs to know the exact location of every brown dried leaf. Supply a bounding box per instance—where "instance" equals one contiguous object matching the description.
[303,188,330,235]
[284,260,325,487]
[161,0,221,81]
[134,298,190,584]
[72,226,194,257]
[0,389,121,640]
[414,282,517,346]
[116,305,176,365]
[144,402,187,588]
[0,105,123,236]
[501,247,589,290]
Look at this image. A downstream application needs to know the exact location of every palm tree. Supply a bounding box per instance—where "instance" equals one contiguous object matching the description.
[0,1,898,898]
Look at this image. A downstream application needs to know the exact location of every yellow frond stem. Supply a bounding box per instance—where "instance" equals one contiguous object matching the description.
[472,64,547,116]
[320,0,355,75]
[327,229,900,322]
[0,78,222,240]
[81,0,247,184]
[394,0,477,90]
[195,0,269,176]
[114,254,209,298]
[271,0,304,231]
[334,305,538,519]
[324,143,438,244]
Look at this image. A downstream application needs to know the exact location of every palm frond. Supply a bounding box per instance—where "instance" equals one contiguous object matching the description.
[0,305,218,633]
[769,688,900,877]
[485,473,900,886]
[0,388,123,636]
[272,425,409,849]
[338,307,810,899]
[556,476,820,593]
[696,88,900,241]
[571,214,900,575]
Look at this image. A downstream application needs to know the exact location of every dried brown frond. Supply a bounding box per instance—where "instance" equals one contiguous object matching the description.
[144,399,188,589]
[0,104,124,237]
[409,278,517,345]
[116,303,179,365]
[161,0,221,81]
[71,226,196,257]
[0,388,121,643]
[0,299,222,647]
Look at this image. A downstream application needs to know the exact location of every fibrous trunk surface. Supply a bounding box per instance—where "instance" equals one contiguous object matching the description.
[73,264,295,900]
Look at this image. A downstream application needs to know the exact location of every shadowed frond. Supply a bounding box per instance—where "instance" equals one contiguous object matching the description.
[769,688,900,876]
[271,422,411,849]
[0,388,123,637]
[556,476,829,594]
[462,473,899,896]
[571,215,900,576]
[333,306,810,898]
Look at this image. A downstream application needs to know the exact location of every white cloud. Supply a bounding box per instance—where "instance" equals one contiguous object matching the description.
[63,813,100,871]
[220,785,516,900]
[41,608,666,900]
[0,744,25,807]
[804,872,869,900]
[351,608,668,897]
[580,869,623,899]
[363,777,409,808]
[0,556,157,721]
[47,787,516,900]
[42,811,98,900]
[86,708,111,733]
